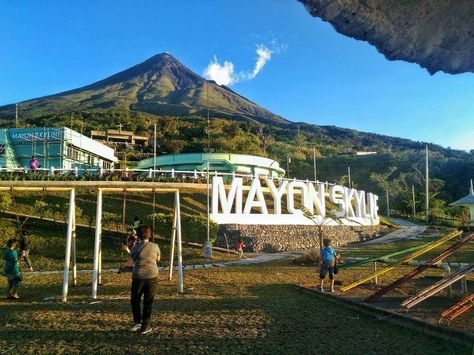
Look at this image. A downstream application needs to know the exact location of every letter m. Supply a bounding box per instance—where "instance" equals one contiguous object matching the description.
[212,176,243,214]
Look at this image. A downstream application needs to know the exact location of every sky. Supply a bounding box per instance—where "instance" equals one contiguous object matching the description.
[0,0,473,151]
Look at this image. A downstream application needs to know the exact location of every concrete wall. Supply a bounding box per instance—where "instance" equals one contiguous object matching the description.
[216,224,388,252]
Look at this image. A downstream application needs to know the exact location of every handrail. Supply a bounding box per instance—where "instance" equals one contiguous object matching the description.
[0,166,337,186]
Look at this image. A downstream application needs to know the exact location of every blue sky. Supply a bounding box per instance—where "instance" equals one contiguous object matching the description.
[0,0,473,150]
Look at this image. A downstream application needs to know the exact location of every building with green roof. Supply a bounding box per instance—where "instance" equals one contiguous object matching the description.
[137,153,285,178]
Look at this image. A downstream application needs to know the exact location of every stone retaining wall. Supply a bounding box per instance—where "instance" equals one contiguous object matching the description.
[216,224,388,252]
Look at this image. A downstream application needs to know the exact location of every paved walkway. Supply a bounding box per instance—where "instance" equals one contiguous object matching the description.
[27,251,303,276]
[362,217,426,245]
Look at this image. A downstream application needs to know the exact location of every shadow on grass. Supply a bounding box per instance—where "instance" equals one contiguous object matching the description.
[0,279,469,354]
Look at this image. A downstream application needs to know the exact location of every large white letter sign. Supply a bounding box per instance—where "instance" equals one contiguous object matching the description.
[354,189,367,218]
[267,179,288,214]
[307,182,326,216]
[329,185,345,216]
[367,193,379,220]
[343,188,356,218]
[286,181,308,214]
[243,178,268,214]
[210,176,380,226]
[212,176,243,214]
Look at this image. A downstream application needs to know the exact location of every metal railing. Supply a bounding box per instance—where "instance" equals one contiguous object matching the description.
[0,166,337,187]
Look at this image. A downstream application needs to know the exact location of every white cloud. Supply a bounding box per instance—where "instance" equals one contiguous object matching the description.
[203,42,284,86]
[249,45,272,79]
[202,56,237,86]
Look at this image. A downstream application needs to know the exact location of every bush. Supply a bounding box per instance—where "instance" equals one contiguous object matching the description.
[292,250,321,266]
[147,213,218,244]
[0,192,12,212]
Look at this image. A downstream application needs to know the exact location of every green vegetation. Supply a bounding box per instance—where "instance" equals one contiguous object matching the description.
[2,187,218,244]
[0,217,232,272]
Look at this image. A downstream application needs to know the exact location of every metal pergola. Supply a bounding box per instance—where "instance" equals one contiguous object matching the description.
[0,181,185,302]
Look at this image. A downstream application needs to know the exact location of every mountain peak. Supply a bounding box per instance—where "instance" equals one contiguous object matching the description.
[144,52,182,67]
[0,53,288,125]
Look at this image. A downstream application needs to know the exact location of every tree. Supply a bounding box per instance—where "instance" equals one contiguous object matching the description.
[257,126,274,154]
[0,192,12,212]
[102,212,120,232]
[222,121,241,138]
[34,200,49,220]
[302,207,346,251]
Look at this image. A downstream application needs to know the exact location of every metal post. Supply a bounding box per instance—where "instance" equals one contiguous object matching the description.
[204,160,212,259]
[98,231,102,285]
[386,190,390,217]
[169,204,178,281]
[175,191,184,293]
[92,189,103,299]
[444,265,452,298]
[153,124,157,176]
[72,206,77,286]
[313,147,317,181]
[62,189,75,302]
[425,145,429,223]
[462,277,468,297]
[373,262,378,285]
[348,166,351,188]
[15,103,19,128]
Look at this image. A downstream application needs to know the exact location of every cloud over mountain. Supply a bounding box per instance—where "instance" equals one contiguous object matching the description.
[203,42,282,86]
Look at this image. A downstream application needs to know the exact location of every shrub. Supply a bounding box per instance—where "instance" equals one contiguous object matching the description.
[292,250,321,266]
[0,192,12,212]
[146,212,218,244]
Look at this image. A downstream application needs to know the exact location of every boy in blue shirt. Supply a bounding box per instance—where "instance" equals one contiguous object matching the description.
[318,238,336,293]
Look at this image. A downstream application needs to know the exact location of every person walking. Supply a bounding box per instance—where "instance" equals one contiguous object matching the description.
[19,230,33,272]
[318,238,337,293]
[3,239,23,300]
[235,238,245,260]
[129,225,160,334]
[29,155,40,170]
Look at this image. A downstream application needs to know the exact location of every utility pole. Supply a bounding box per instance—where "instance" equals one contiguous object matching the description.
[425,145,429,223]
[15,103,19,128]
[153,123,157,174]
[70,113,73,130]
[313,147,317,181]
[207,83,210,152]
[287,155,291,179]
[204,82,212,259]
[386,190,390,217]
[412,184,416,219]
[347,166,351,188]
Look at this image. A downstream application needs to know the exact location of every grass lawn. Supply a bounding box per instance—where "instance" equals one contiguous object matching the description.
[0,260,471,354]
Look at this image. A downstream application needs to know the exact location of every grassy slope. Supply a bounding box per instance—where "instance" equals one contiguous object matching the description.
[339,234,474,264]
[0,217,234,272]
[0,261,470,354]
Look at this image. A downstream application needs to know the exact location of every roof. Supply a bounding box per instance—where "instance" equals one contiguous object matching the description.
[450,182,474,206]
[450,193,474,206]
[137,152,285,175]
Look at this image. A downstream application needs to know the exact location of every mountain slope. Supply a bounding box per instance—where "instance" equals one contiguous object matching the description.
[0,53,288,125]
